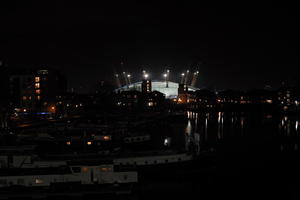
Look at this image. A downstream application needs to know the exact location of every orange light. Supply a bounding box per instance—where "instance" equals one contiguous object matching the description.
[87,141,92,145]
[35,77,40,82]
[100,167,112,172]
[83,167,89,173]
[49,106,56,113]
[66,141,71,145]
[266,99,273,104]
[103,136,111,141]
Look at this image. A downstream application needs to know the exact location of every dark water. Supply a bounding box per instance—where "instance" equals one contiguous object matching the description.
[139,112,300,200]
[179,111,300,200]
[185,111,300,152]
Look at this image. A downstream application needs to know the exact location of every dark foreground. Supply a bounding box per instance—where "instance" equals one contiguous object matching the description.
[1,111,300,199]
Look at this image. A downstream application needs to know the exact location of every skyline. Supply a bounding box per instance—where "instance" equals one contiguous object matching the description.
[0,2,298,91]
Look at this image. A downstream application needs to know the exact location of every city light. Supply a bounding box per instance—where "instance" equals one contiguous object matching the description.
[103,136,111,141]
[181,73,185,76]
[127,74,131,78]
[163,73,167,78]
[144,73,149,79]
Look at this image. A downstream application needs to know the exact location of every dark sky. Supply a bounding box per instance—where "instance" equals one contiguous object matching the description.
[0,1,298,91]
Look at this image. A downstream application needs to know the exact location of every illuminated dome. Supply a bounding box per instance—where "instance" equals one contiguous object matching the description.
[115,81,199,98]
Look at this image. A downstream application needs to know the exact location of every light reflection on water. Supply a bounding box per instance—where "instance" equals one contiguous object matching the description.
[182,111,300,153]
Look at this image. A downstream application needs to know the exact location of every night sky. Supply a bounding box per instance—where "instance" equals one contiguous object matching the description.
[0,1,298,92]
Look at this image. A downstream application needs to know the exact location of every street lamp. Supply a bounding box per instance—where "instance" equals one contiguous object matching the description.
[181,73,185,84]
[184,70,190,84]
[163,73,168,88]
[127,74,131,84]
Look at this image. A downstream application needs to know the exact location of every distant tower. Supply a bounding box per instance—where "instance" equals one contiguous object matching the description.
[178,83,188,104]
[141,80,152,93]
[178,83,188,95]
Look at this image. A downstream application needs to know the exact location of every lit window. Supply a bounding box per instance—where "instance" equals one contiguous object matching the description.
[36,89,41,94]
[22,96,27,100]
[266,99,273,104]
[37,96,41,100]
[87,141,92,145]
[66,141,71,145]
[100,167,112,172]
[35,77,40,82]
[35,83,40,89]
[103,136,111,141]
[82,167,89,173]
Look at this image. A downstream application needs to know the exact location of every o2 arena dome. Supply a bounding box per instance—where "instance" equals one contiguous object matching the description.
[115,80,199,99]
